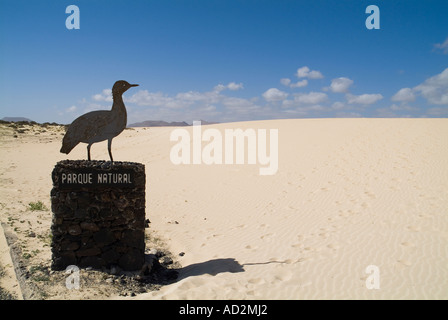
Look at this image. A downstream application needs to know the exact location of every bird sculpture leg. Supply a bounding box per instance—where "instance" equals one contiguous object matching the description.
[108,139,114,162]
[87,144,92,161]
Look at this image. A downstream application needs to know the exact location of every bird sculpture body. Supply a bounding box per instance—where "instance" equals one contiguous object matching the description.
[60,80,139,161]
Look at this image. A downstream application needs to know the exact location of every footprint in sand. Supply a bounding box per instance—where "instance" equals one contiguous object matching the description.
[406,225,421,232]
[245,245,258,250]
[318,232,329,239]
[283,259,295,264]
[400,241,416,248]
[364,191,377,199]
[206,234,223,240]
[248,278,266,285]
[273,271,293,282]
[338,210,355,218]
[260,233,274,240]
[327,243,340,251]
[397,259,412,267]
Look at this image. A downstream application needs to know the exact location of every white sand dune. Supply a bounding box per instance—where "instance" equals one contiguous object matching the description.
[0,119,447,299]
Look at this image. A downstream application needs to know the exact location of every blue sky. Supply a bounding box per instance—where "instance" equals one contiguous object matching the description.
[0,0,447,124]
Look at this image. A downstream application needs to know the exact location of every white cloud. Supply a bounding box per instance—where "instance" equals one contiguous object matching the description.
[434,37,448,54]
[375,108,397,118]
[92,89,112,102]
[294,91,328,104]
[214,82,244,92]
[227,82,244,91]
[389,104,418,112]
[335,112,362,118]
[262,88,288,102]
[66,105,77,113]
[391,87,416,102]
[282,91,328,108]
[331,101,346,110]
[128,87,225,109]
[222,97,261,114]
[427,107,448,116]
[281,77,308,88]
[176,90,220,104]
[213,84,226,92]
[301,104,328,112]
[280,78,291,86]
[128,90,173,107]
[290,79,308,88]
[297,66,310,78]
[296,66,324,79]
[413,68,448,105]
[346,93,383,105]
[203,105,217,112]
[83,103,109,113]
[330,77,354,93]
[375,104,419,118]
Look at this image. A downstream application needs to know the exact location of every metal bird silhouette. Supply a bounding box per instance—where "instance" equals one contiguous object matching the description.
[60,80,139,161]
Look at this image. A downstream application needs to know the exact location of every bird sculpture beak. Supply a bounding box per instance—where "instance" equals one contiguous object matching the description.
[130,84,139,87]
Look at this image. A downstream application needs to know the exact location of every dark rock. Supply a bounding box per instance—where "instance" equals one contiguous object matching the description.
[68,224,82,236]
[119,248,144,271]
[114,196,129,211]
[101,192,112,202]
[80,221,99,232]
[93,228,116,246]
[77,192,91,206]
[111,217,127,226]
[61,240,80,251]
[87,207,99,220]
[101,249,120,264]
[130,216,145,230]
[159,256,173,265]
[121,230,144,249]
[53,216,63,225]
[81,234,92,246]
[97,221,111,228]
[110,265,121,275]
[99,209,113,220]
[79,256,105,269]
[140,254,158,276]
[74,208,88,219]
[52,251,76,270]
[76,247,101,257]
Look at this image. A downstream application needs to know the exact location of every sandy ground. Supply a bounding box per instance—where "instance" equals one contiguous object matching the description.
[0,118,447,299]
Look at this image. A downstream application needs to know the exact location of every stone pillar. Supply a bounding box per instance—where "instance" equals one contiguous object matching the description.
[50,160,146,271]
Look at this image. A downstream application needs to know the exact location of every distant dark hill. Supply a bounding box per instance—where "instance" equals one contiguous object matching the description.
[197,120,220,125]
[128,119,219,128]
[128,120,190,127]
[1,117,33,122]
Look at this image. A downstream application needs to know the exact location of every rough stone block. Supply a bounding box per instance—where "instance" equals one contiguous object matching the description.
[51,160,146,271]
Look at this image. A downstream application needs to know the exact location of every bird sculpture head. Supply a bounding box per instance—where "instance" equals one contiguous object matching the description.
[112,80,139,97]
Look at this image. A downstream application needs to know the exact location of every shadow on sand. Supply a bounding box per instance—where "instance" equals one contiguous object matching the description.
[176,258,245,280]
[174,258,290,281]
[149,257,291,285]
